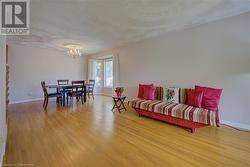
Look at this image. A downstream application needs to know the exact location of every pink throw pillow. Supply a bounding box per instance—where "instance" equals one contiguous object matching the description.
[142,86,155,100]
[186,89,203,108]
[195,85,223,111]
[138,84,154,98]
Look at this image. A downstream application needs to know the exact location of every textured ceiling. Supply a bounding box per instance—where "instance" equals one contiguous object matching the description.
[7,0,250,55]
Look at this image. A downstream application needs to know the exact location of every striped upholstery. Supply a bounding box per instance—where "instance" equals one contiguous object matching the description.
[179,88,190,104]
[155,87,190,104]
[128,99,220,126]
[155,86,163,100]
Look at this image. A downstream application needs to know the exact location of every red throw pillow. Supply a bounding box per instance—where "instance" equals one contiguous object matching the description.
[142,86,155,100]
[138,84,154,98]
[186,89,203,108]
[195,85,223,111]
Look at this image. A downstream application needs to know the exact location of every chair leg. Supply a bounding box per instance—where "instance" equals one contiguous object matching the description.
[81,96,83,104]
[92,92,94,99]
[191,128,196,133]
[44,97,48,109]
[88,93,90,98]
[43,97,46,108]
[59,97,62,105]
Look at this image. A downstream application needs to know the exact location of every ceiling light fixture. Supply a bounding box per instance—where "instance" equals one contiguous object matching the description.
[64,44,82,58]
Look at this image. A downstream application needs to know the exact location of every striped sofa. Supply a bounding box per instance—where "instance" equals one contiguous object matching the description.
[128,87,220,133]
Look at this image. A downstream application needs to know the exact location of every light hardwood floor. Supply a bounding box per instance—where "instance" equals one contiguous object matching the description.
[4,96,250,167]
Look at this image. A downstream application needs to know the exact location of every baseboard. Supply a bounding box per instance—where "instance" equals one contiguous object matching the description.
[10,94,113,104]
[0,141,6,166]
[0,124,7,166]
[221,120,250,131]
[94,93,112,97]
[93,92,102,95]
[10,98,43,104]
[102,94,112,97]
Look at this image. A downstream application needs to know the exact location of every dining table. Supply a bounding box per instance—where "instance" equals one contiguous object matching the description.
[47,84,91,106]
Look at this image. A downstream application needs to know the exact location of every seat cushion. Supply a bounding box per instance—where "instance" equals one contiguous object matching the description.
[128,99,220,126]
[48,92,62,97]
[68,91,82,96]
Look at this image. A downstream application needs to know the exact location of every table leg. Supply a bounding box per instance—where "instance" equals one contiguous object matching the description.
[117,101,123,112]
[62,89,66,106]
[121,98,127,111]
[112,100,120,112]
[112,97,127,112]
[84,86,86,102]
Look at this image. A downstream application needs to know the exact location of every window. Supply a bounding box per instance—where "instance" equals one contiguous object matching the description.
[93,60,102,87]
[104,59,113,87]
[91,58,113,88]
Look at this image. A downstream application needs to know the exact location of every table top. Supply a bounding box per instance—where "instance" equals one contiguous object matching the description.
[47,84,92,89]
[112,95,126,99]
[47,85,75,89]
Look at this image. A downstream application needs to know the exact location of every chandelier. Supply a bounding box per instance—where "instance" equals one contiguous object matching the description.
[64,44,82,58]
[67,48,82,58]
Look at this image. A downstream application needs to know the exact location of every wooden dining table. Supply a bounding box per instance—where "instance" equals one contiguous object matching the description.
[47,84,91,106]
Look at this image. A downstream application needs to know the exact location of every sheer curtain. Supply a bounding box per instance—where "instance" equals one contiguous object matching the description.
[112,54,120,94]
[88,54,120,95]
[87,59,95,81]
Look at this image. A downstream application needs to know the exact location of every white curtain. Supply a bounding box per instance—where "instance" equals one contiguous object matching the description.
[88,55,119,95]
[87,59,95,81]
[112,54,120,93]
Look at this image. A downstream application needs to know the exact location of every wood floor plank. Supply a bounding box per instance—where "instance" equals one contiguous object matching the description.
[3,96,250,167]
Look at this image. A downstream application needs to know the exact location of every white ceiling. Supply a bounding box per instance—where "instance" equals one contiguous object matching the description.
[7,0,250,55]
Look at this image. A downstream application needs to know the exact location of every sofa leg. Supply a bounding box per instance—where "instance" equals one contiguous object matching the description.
[191,128,196,133]
[138,113,141,117]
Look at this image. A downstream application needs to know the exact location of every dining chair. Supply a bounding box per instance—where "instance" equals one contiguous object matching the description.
[56,80,69,102]
[86,80,95,99]
[67,80,85,104]
[41,81,63,109]
[57,80,69,85]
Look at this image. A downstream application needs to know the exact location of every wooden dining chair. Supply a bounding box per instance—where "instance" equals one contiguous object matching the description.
[41,81,62,109]
[57,80,69,85]
[86,80,95,99]
[56,80,69,102]
[67,80,85,104]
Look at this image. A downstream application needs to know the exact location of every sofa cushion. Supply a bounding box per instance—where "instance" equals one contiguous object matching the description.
[155,86,164,100]
[163,87,179,103]
[128,99,220,126]
[186,89,203,108]
[142,86,155,100]
[138,84,154,99]
[128,99,167,112]
[195,85,222,112]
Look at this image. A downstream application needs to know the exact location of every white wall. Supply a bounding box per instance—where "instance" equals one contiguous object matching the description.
[8,44,87,103]
[88,12,250,127]
[0,36,7,166]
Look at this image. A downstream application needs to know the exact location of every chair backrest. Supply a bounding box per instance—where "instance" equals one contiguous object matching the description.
[89,80,95,85]
[88,80,95,91]
[71,80,85,93]
[41,81,48,96]
[57,80,69,85]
